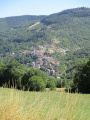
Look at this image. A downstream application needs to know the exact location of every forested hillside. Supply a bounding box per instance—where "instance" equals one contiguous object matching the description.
[0,7,90,81]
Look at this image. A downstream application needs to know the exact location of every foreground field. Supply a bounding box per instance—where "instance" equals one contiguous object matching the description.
[0,88,90,120]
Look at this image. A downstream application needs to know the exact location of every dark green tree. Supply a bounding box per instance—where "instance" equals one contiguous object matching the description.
[0,61,23,89]
[21,68,48,90]
[73,59,90,93]
[28,76,45,91]
[47,76,56,90]
[49,81,56,91]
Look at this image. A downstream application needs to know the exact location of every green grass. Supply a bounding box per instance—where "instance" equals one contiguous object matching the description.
[0,87,90,120]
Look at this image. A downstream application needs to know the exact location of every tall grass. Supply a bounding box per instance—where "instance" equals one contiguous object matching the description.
[0,88,90,120]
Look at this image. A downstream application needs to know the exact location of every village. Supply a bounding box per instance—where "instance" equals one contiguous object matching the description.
[20,45,69,78]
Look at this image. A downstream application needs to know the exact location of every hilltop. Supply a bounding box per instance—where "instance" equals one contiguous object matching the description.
[1,7,90,49]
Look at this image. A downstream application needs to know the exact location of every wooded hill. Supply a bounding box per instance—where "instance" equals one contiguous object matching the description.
[0,7,90,79]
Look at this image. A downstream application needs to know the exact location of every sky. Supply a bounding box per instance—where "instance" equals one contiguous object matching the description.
[0,0,90,18]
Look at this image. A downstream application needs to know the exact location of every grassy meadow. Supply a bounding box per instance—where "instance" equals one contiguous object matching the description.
[0,87,90,120]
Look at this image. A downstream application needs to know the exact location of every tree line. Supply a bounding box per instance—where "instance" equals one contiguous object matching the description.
[0,61,64,91]
[0,58,90,93]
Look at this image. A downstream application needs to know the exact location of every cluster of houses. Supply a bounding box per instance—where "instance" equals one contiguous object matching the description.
[32,56,60,78]
[20,45,69,78]
[20,45,61,78]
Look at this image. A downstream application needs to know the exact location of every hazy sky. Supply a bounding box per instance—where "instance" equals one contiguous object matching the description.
[0,0,90,18]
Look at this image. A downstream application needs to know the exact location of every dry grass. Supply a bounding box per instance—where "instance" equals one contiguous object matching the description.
[28,22,40,29]
[0,87,90,120]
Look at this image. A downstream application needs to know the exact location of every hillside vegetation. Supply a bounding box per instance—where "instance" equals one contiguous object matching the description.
[0,7,90,51]
[0,7,90,85]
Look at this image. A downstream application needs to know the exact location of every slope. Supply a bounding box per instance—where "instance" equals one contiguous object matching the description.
[0,7,90,79]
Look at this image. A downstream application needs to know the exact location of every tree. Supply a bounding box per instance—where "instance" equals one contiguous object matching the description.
[47,76,56,90]
[73,59,90,93]
[0,63,5,86]
[21,68,48,91]
[28,76,45,91]
[49,81,56,90]
[0,61,23,89]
